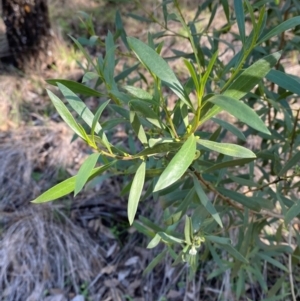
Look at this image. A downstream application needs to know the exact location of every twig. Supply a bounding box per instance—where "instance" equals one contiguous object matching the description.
[244,174,297,194]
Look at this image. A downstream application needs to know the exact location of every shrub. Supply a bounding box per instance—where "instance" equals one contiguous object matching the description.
[33,0,300,299]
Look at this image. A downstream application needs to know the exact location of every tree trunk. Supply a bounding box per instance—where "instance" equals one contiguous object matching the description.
[1,0,53,70]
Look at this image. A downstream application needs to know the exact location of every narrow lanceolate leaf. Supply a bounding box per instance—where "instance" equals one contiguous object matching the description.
[197,139,256,158]
[91,100,110,143]
[147,233,161,249]
[217,187,261,211]
[58,83,101,132]
[224,51,281,100]
[284,202,300,225]
[278,152,300,177]
[204,158,254,173]
[31,162,114,203]
[46,79,103,97]
[221,244,248,263]
[234,0,245,43]
[192,176,223,228]
[47,90,84,139]
[143,249,167,276]
[130,111,147,145]
[184,216,193,245]
[212,117,246,141]
[74,153,100,196]
[127,37,191,108]
[58,83,111,152]
[208,95,270,135]
[128,161,146,225]
[258,16,300,45]
[266,70,300,96]
[153,134,196,192]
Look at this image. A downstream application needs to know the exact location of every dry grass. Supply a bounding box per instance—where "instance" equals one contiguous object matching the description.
[0,122,85,211]
[0,206,104,301]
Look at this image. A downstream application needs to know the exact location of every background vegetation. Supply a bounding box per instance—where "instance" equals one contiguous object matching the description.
[1,0,300,301]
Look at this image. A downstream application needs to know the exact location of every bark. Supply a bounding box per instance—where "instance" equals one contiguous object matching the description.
[1,0,53,69]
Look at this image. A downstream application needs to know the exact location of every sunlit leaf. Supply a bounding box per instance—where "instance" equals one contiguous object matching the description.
[74,153,100,196]
[31,162,114,203]
[197,139,256,158]
[127,37,191,108]
[47,90,84,139]
[208,95,270,135]
[147,233,161,249]
[154,134,196,192]
[128,160,146,225]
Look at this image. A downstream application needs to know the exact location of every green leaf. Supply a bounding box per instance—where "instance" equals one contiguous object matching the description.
[128,161,146,225]
[192,175,223,227]
[57,83,111,151]
[124,86,157,104]
[284,202,300,225]
[197,139,256,158]
[143,249,167,276]
[147,233,161,249]
[115,10,129,50]
[91,100,110,143]
[257,253,288,272]
[217,187,261,211]
[82,72,99,83]
[204,158,254,173]
[164,187,195,225]
[129,100,163,129]
[184,216,193,245]
[222,243,248,263]
[130,111,147,145]
[158,232,185,244]
[184,59,200,94]
[234,0,245,43]
[278,152,300,177]
[127,37,191,108]
[208,95,270,135]
[58,83,99,131]
[201,50,218,88]
[205,235,231,245]
[69,35,95,69]
[212,117,246,141]
[74,153,100,196]
[31,162,114,203]
[223,51,281,100]
[266,70,300,96]
[153,134,196,192]
[134,142,180,158]
[258,16,300,45]
[47,90,84,139]
[46,79,103,97]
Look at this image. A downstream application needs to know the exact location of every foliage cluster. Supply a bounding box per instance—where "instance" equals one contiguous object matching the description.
[33,0,300,299]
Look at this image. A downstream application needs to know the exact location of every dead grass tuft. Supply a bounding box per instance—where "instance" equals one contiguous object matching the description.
[0,206,104,301]
[0,122,85,211]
